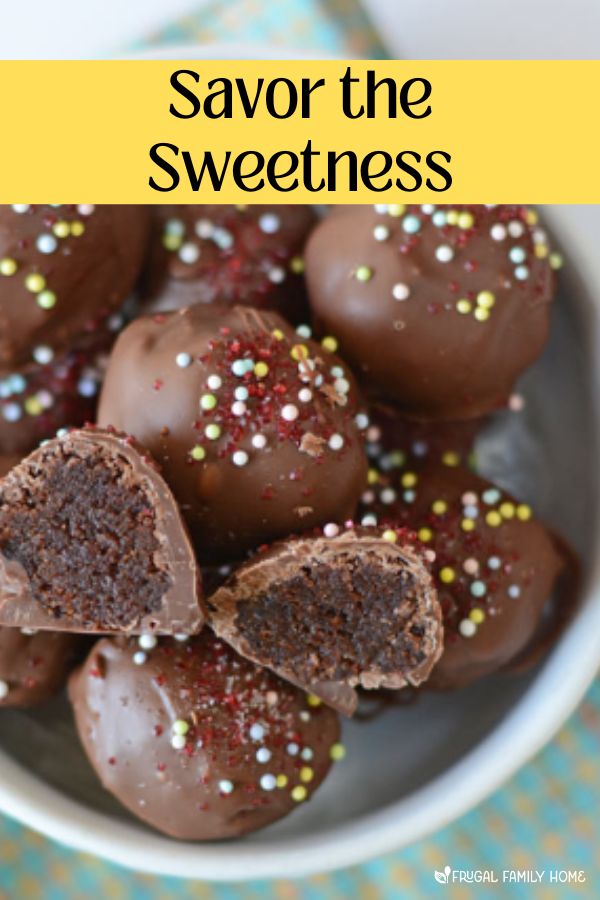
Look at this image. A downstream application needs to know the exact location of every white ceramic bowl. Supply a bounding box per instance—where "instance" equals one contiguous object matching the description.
[0,46,599,881]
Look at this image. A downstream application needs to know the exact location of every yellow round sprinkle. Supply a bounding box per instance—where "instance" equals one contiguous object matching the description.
[534,244,549,259]
[24,397,43,416]
[290,344,309,362]
[52,221,70,238]
[446,210,459,225]
[432,500,448,515]
[470,608,485,624]
[517,504,532,521]
[321,336,338,353]
[70,221,85,237]
[549,253,563,270]
[25,273,45,293]
[401,472,417,488]
[418,527,433,542]
[300,767,314,783]
[526,209,539,226]
[307,694,322,708]
[456,299,472,315]
[330,742,346,761]
[367,468,380,485]
[461,518,476,532]
[387,204,405,217]
[271,328,284,341]
[355,265,372,282]
[458,211,474,230]
[486,511,502,527]
[291,786,307,803]
[0,258,17,276]
[439,567,456,584]
[290,256,304,274]
[37,290,56,310]
[163,234,182,251]
[253,361,269,378]
[382,529,397,543]
[474,307,490,322]
[500,502,515,519]
[190,445,206,461]
[477,290,495,309]
[276,774,288,788]
[200,393,217,411]
[442,451,460,467]
[389,450,405,468]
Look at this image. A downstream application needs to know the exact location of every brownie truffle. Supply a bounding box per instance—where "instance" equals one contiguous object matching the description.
[208,526,443,715]
[0,627,83,707]
[306,205,560,421]
[143,205,315,322]
[0,204,149,368]
[98,305,368,560]
[69,632,342,839]
[359,462,566,688]
[0,428,203,634]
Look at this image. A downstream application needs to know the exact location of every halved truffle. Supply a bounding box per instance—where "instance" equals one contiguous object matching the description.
[208,526,443,715]
[0,428,203,634]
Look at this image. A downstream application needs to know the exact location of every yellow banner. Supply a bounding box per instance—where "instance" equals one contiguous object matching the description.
[1,60,598,203]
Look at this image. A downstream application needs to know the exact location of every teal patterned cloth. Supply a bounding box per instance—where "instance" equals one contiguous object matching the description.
[1,3,599,897]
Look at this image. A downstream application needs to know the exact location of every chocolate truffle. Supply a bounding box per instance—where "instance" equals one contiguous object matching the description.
[98,305,368,560]
[359,462,566,688]
[0,428,203,634]
[306,204,560,421]
[208,526,443,715]
[143,204,315,322]
[0,204,149,369]
[69,632,342,839]
[0,627,83,707]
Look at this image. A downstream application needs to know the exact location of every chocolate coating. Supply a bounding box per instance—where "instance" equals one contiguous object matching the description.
[0,204,149,368]
[0,427,203,634]
[143,205,315,322]
[69,632,341,839]
[359,462,566,688]
[0,627,83,707]
[306,205,558,420]
[208,526,443,715]
[98,305,368,560]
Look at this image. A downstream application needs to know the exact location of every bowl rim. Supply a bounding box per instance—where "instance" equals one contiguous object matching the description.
[0,40,599,880]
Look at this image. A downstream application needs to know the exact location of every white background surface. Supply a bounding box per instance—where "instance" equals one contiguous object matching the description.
[2,0,600,59]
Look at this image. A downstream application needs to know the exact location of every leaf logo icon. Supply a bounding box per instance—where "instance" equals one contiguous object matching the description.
[434,866,451,884]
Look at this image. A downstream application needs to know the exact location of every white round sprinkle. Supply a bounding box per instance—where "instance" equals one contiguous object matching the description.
[256,748,272,764]
[165,218,185,237]
[260,774,277,791]
[508,585,521,599]
[298,388,312,403]
[138,634,157,650]
[514,265,529,280]
[252,434,267,449]
[373,224,390,242]
[392,283,410,301]
[174,634,189,642]
[328,434,344,451]
[33,346,53,365]
[178,242,200,264]
[459,619,477,638]
[361,513,378,526]
[301,748,313,761]
[218,780,234,794]
[234,386,249,401]
[176,352,192,368]
[374,204,388,214]
[171,734,187,750]
[281,404,298,422]
[508,221,525,238]
[0,680,9,699]
[232,450,249,467]
[249,724,265,741]
[231,401,247,417]
[231,360,247,377]
[213,227,233,250]
[296,325,311,339]
[133,651,147,665]
[37,234,58,254]
[490,223,507,241]
[258,213,280,234]
[3,404,21,422]
[268,266,286,284]
[334,377,350,395]
[355,412,369,430]
[435,245,454,263]
[286,742,299,756]
[380,488,397,505]
[11,205,29,214]
[77,204,95,216]
[323,523,339,538]
[207,374,222,390]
